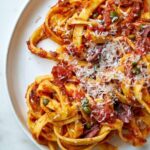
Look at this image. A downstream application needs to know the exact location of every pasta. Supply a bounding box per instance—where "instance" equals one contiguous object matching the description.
[26,0,150,149]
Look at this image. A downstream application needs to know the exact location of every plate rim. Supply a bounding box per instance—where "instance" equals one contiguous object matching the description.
[5,0,43,149]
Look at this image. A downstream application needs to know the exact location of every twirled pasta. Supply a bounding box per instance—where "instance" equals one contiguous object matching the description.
[26,0,150,149]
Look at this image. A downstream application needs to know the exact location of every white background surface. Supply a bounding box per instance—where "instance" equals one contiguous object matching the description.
[0,1,150,150]
[0,0,37,149]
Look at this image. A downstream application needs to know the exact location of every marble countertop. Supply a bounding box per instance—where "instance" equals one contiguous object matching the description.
[0,0,37,149]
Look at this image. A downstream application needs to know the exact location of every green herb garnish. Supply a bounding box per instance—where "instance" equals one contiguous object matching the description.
[132,62,137,67]
[43,99,49,106]
[140,24,144,30]
[132,67,141,75]
[94,65,98,72]
[110,11,118,18]
[81,98,89,107]
[93,12,99,18]
[83,107,91,115]
[131,61,141,75]
[128,34,136,40]
[85,122,91,129]
[110,11,118,22]
[81,98,91,115]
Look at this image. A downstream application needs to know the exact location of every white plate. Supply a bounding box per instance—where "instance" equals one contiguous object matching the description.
[5,0,150,150]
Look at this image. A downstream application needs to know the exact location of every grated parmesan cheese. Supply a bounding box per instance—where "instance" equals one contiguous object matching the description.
[72,39,132,100]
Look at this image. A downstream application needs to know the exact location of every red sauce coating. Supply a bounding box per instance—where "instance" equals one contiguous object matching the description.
[52,62,74,82]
